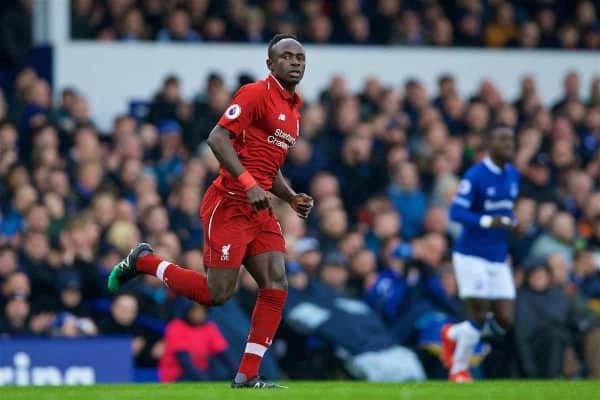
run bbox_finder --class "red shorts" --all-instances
[200,184,286,268]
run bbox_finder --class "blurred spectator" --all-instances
[0,294,32,335]
[99,293,162,367]
[516,257,600,378]
[388,162,427,239]
[484,2,517,47]
[68,0,600,49]
[0,0,32,68]
[148,76,184,125]
[530,212,577,268]
[168,184,204,251]
[1,32,600,380]
[319,251,350,294]
[157,7,201,42]
[159,300,234,382]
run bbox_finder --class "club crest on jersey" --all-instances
[224,104,241,119]
[278,113,286,121]
[458,180,471,195]
[221,244,231,261]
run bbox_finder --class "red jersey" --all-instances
[158,320,228,382]
[214,74,302,196]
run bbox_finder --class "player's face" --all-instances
[490,129,515,163]
[268,39,306,86]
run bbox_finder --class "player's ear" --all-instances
[266,58,273,72]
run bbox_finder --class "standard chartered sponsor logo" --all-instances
[267,128,296,150]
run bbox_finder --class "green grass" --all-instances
[2,381,600,400]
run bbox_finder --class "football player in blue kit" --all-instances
[442,125,521,382]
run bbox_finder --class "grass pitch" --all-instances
[2,380,600,400]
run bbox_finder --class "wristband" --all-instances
[238,171,257,191]
[480,215,493,228]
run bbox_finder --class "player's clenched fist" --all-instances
[246,185,273,215]
[290,193,313,219]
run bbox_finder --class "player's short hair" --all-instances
[268,34,299,58]
[488,124,514,139]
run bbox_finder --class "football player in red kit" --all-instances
[108,34,313,388]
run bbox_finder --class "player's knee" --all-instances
[272,273,288,291]
[210,290,233,306]
[259,261,288,291]
[471,311,487,326]
[207,282,235,306]
[496,311,514,329]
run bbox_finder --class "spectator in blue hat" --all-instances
[319,252,349,294]
[294,237,322,277]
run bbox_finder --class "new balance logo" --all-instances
[278,113,286,121]
[221,244,231,261]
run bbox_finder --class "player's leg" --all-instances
[442,253,490,382]
[233,250,287,386]
[135,250,241,305]
[108,187,248,305]
[490,299,514,330]
[445,299,488,379]
[108,241,241,305]
[489,262,516,329]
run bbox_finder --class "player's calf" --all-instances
[114,243,215,305]
[443,320,482,382]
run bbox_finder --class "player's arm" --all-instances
[449,177,510,229]
[207,126,272,214]
[209,85,273,214]
[271,170,313,219]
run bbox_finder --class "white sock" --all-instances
[448,321,481,374]
[156,261,172,283]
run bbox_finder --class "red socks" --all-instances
[136,254,212,305]
[136,255,288,380]
[237,288,287,379]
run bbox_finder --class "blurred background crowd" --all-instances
[1,0,600,383]
[2,61,600,379]
[67,0,600,49]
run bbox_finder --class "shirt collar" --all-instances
[267,74,302,106]
[483,156,504,174]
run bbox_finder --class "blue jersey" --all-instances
[449,157,520,262]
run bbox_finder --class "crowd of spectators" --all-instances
[1,62,600,379]
[70,0,600,49]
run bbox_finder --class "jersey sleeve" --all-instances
[449,169,484,227]
[217,84,264,137]
[452,170,477,209]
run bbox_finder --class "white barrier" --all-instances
[54,42,600,130]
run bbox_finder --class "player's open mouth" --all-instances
[289,71,301,77]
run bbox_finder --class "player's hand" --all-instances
[246,185,273,215]
[289,193,314,219]
[491,216,514,229]
[512,221,527,237]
